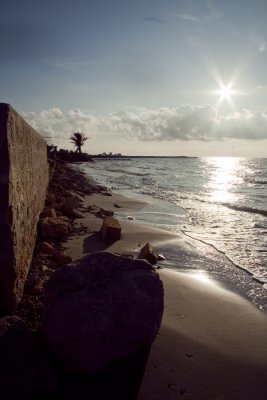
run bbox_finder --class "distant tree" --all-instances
[70,132,88,154]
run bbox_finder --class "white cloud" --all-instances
[102,106,267,142]
[22,105,267,148]
[43,57,94,70]
[177,0,220,24]
[249,33,266,53]
[22,107,98,146]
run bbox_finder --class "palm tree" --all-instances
[70,132,88,154]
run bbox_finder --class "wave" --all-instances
[245,177,267,185]
[222,203,267,217]
[105,168,148,177]
[254,180,267,185]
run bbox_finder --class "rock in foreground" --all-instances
[42,252,164,373]
[0,316,58,400]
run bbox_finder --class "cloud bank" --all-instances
[23,105,267,147]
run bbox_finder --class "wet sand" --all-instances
[138,269,267,400]
[64,187,267,400]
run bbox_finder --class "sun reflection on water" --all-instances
[192,271,211,283]
[205,157,243,203]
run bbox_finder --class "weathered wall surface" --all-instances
[0,103,49,313]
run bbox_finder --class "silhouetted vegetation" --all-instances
[70,132,88,154]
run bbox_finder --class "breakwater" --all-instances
[0,103,49,313]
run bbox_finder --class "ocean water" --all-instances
[80,157,267,312]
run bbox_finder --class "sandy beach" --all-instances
[58,171,267,400]
[17,162,267,399]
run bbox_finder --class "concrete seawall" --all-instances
[0,103,49,313]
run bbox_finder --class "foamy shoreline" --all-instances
[62,177,267,400]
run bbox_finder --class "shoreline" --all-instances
[16,161,267,399]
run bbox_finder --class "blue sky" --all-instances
[1,0,267,156]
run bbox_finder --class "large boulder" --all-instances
[0,316,58,399]
[42,252,164,373]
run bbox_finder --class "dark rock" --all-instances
[98,208,114,218]
[0,316,58,399]
[101,191,112,196]
[52,250,72,267]
[59,195,81,215]
[39,241,54,255]
[40,208,57,218]
[42,252,164,373]
[114,203,122,208]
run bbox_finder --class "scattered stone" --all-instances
[70,210,85,219]
[39,217,70,240]
[138,242,159,265]
[59,195,81,215]
[87,205,114,218]
[101,191,112,196]
[31,284,44,296]
[114,203,122,208]
[158,253,166,261]
[86,205,101,214]
[39,241,54,255]
[52,250,72,267]
[101,217,121,241]
[100,208,114,217]
[40,208,57,218]
[126,216,135,220]
[42,252,164,373]
[0,316,58,399]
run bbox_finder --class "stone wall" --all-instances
[0,103,49,313]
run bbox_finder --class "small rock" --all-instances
[87,205,101,214]
[101,217,121,241]
[60,195,81,215]
[52,251,72,267]
[114,203,122,208]
[101,191,112,197]
[98,208,114,218]
[40,208,57,218]
[138,243,159,265]
[126,216,135,220]
[39,217,70,240]
[39,241,54,255]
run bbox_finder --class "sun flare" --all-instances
[218,84,235,100]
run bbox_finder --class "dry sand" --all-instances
[64,188,267,400]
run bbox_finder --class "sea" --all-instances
[79,157,267,312]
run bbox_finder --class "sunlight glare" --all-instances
[217,84,235,101]
[192,271,211,283]
[205,157,243,203]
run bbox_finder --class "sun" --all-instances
[217,84,235,101]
